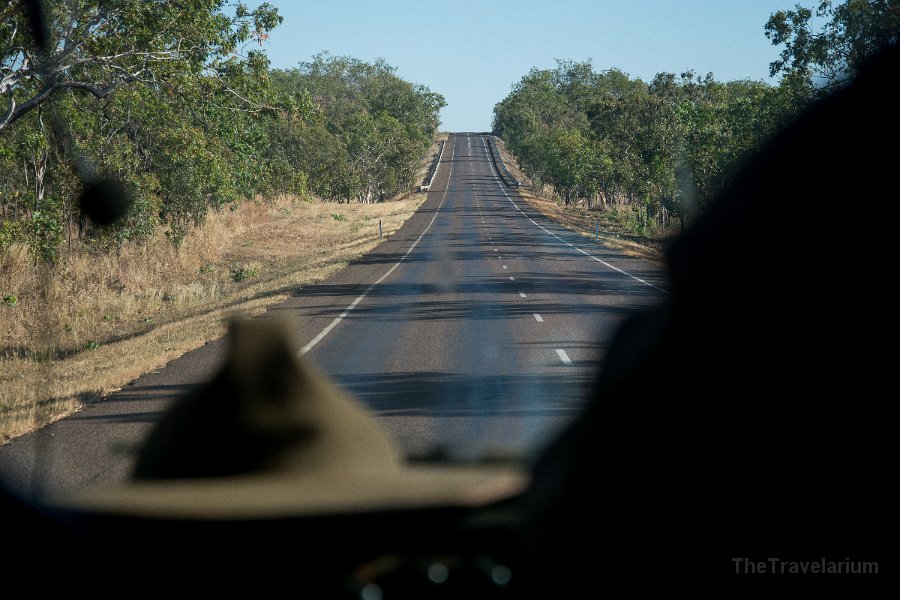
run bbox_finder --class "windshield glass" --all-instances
[1,1,891,500]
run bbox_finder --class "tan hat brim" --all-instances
[51,316,528,520]
[52,465,528,519]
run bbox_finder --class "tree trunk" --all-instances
[33,150,47,210]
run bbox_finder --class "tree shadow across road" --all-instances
[334,371,592,419]
[332,370,595,459]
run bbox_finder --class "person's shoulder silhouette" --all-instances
[526,42,898,596]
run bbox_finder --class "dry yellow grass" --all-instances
[0,137,445,443]
[513,190,665,264]
[492,137,667,263]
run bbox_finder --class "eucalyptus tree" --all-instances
[494,63,792,230]
[0,1,282,132]
[765,0,900,91]
[0,1,285,252]
[273,54,445,203]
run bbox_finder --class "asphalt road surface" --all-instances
[0,133,667,499]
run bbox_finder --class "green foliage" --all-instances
[1,4,442,263]
[231,265,259,282]
[605,205,644,237]
[494,59,802,225]
[765,0,900,91]
[2,294,17,307]
[0,220,22,253]
[85,341,101,351]
[0,1,289,260]
[28,210,63,263]
[331,213,348,222]
[1,1,285,132]
[495,4,894,227]
[270,54,446,203]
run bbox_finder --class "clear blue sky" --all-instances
[244,1,802,132]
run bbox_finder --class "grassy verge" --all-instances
[493,137,670,264]
[0,137,446,443]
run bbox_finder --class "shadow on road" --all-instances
[335,371,593,419]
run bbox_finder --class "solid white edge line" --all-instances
[479,136,666,293]
[533,313,543,322]
[300,138,456,356]
[556,349,573,365]
[519,292,527,298]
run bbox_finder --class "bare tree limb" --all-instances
[0,73,56,131]
[57,78,125,98]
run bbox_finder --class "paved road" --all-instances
[0,133,667,499]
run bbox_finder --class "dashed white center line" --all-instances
[555,349,573,365]
[493,248,498,251]
[502,265,508,270]
[533,313,543,322]
[509,276,515,281]
[519,292,527,298]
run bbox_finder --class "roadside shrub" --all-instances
[231,266,259,282]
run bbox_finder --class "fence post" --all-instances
[379,219,382,240]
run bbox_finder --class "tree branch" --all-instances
[57,78,124,98]
[0,74,56,132]
[55,12,105,65]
